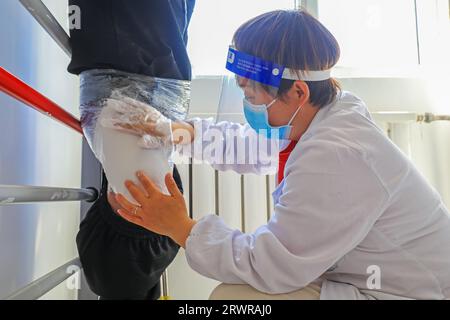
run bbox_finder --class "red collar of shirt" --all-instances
[278,140,298,185]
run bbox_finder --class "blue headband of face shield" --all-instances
[225,47,332,140]
[226,47,332,86]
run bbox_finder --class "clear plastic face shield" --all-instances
[218,47,332,124]
[217,47,281,124]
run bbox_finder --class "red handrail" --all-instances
[0,66,82,134]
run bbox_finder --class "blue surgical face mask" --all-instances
[243,98,302,140]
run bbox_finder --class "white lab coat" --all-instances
[182,91,450,300]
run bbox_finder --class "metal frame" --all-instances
[5,258,81,300]
[1,0,177,300]
[300,0,318,17]
[18,0,72,57]
[0,69,98,298]
[240,175,246,233]
[0,66,83,134]
[0,2,94,300]
[372,111,450,124]
[0,185,97,205]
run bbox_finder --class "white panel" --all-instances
[375,120,450,209]
[167,251,219,300]
[166,162,219,300]
[390,123,413,158]
[218,171,242,230]
[338,78,433,113]
[243,174,268,233]
[172,161,191,212]
[192,164,216,219]
[166,161,220,300]
[189,77,222,118]
[408,122,450,207]
[166,76,224,300]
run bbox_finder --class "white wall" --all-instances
[0,0,81,300]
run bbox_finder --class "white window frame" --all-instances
[302,0,449,72]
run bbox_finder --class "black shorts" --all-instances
[76,167,183,300]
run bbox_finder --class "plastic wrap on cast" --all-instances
[79,69,191,202]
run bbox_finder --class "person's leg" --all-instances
[209,283,321,300]
[77,168,183,300]
[71,0,195,299]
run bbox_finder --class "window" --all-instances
[187,0,450,77]
[415,0,450,67]
[317,0,419,70]
[310,0,450,76]
[187,0,294,76]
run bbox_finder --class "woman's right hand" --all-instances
[118,119,194,146]
[104,96,171,136]
[101,96,194,147]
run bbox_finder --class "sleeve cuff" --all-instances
[186,215,234,250]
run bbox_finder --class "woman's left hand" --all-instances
[115,171,196,248]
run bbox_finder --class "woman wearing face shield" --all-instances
[112,10,450,300]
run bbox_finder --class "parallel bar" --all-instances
[5,258,81,300]
[160,271,170,300]
[371,111,418,123]
[214,170,219,216]
[240,175,246,232]
[18,0,72,57]
[0,67,83,134]
[0,185,97,205]
[266,175,271,222]
[188,161,193,219]
[420,113,450,123]
[371,111,450,124]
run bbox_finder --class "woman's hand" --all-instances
[102,96,194,146]
[115,171,196,248]
[100,97,172,148]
